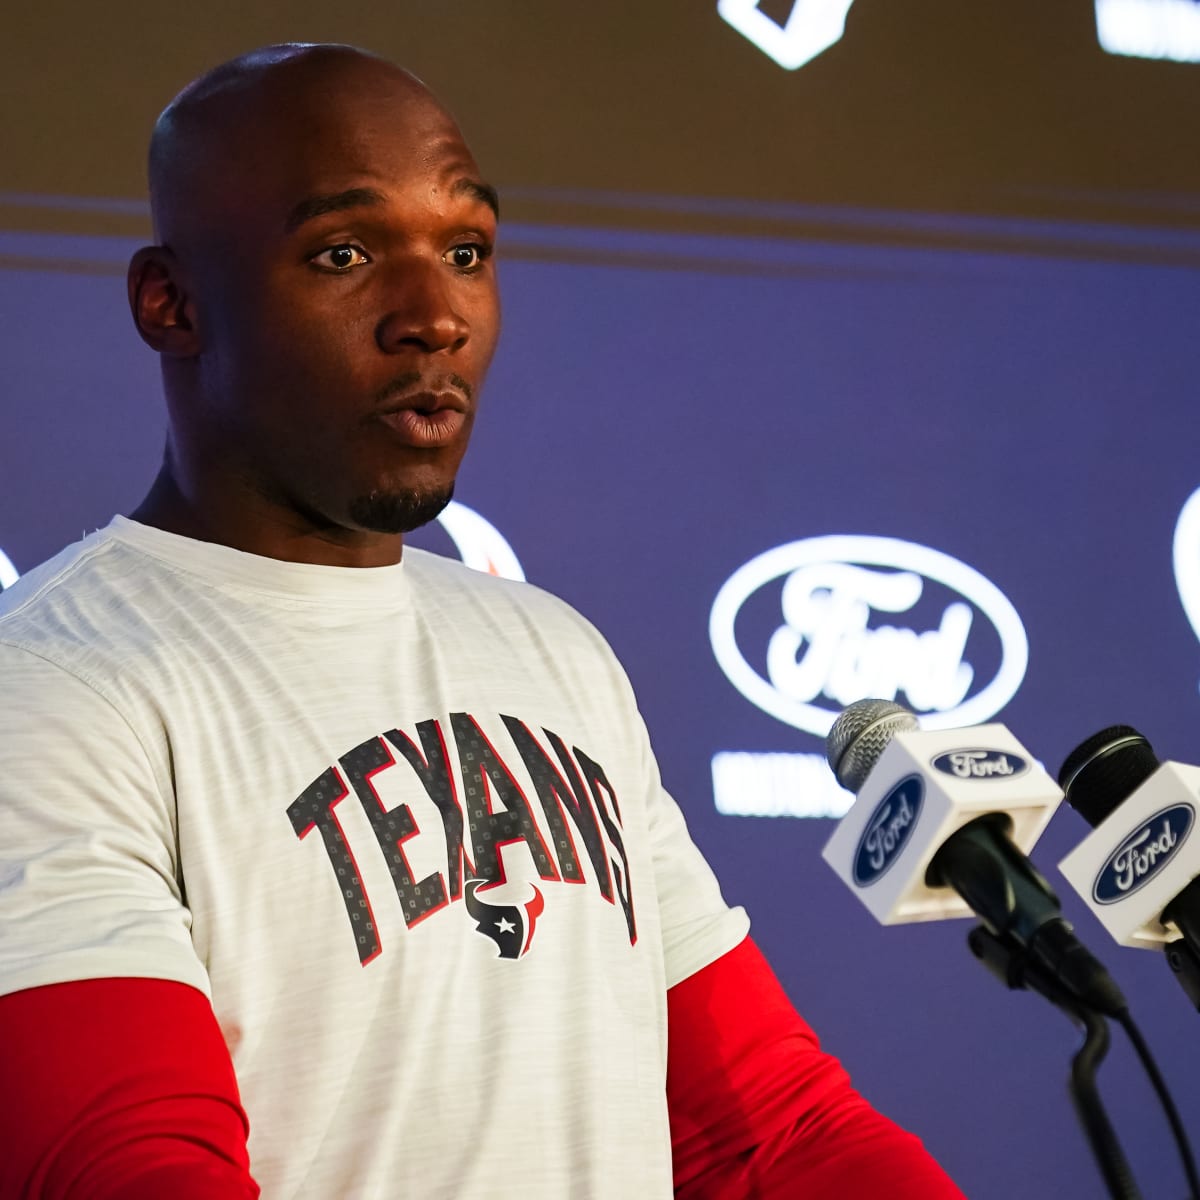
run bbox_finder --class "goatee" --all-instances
[348,483,455,534]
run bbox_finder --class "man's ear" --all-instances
[127,246,201,356]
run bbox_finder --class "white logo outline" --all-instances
[709,534,1029,736]
[1172,485,1200,688]
[718,0,857,71]
[436,501,525,581]
[1095,0,1200,63]
[0,548,18,590]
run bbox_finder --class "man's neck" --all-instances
[130,464,407,568]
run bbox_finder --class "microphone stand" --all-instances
[1162,889,1200,1012]
[1164,937,1200,1012]
[967,925,1141,1200]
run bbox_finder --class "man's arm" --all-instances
[667,937,967,1199]
[0,978,258,1199]
[0,645,255,1195]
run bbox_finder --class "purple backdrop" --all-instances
[4,208,1200,1197]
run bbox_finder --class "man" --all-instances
[0,44,965,1198]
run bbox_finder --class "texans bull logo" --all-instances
[464,879,545,959]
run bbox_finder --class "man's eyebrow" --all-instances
[452,178,500,219]
[284,188,387,233]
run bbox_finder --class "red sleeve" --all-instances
[0,977,259,1199]
[667,938,966,1199]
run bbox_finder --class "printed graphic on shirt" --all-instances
[286,713,636,965]
[464,879,545,958]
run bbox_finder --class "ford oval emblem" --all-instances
[1093,804,1195,904]
[709,535,1028,737]
[853,776,924,887]
[932,749,1029,780]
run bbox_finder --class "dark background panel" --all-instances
[5,1,1200,238]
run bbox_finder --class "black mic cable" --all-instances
[828,699,1127,1017]
[828,701,1199,1199]
[969,923,1140,1200]
[1059,725,1200,1199]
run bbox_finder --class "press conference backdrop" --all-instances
[5,2,1200,1196]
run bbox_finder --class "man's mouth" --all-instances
[381,390,468,417]
[375,393,469,448]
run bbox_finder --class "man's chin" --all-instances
[347,484,455,535]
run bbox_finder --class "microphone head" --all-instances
[822,713,1062,928]
[826,699,920,792]
[1058,725,1160,828]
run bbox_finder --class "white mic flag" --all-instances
[1058,726,1200,950]
[821,701,1061,926]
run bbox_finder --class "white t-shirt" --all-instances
[0,518,748,1198]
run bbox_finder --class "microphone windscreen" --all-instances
[1059,725,1159,828]
[826,698,919,792]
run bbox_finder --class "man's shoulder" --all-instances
[0,522,174,676]
[403,547,623,664]
[0,526,123,629]
[405,547,592,623]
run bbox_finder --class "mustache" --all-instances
[374,371,474,406]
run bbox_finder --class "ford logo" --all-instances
[1093,804,1194,904]
[853,776,923,886]
[709,535,1028,737]
[932,749,1029,780]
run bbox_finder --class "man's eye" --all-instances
[311,244,370,271]
[444,243,491,271]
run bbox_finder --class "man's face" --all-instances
[178,61,500,540]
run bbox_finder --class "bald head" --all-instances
[127,43,501,564]
[148,44,443,248]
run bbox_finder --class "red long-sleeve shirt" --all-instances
[0,937,964,1198]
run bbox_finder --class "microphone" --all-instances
[822,698,1126,1015]
[1057,725,1200,956]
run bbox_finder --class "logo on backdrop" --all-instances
[932,749,1029,780]
[0,548,18,592]
[852,775,923,886]
[1092,803,1194,903]
[437,500,525,581]
[1095,0,1200,63]
[710,535,1028,736]
[718,0,856,71]
[719,0,1200,70]
[1172,486,1200,690]
[709,535,1028,821]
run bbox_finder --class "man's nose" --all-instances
[375,258,469,354]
